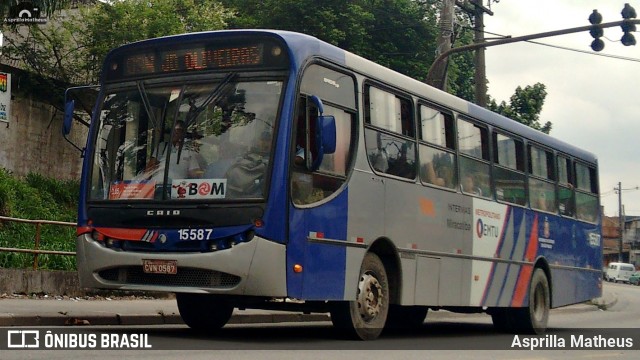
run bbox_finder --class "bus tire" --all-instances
[515,268,550,334]
[490,308,515,333]
[385,305,428,331]
[176,293,233,332]
[330,252,389,340]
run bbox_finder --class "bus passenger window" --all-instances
[419,146,456,189]
[457,119,491,198]
[493,132,525,206]
[529,146,556,213]
[558,156,575,217]
[575,162,598,222]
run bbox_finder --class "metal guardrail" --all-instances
[0,216,77,270]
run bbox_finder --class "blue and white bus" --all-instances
[64,30,602,340]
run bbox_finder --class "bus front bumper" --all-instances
[75,233,287,296]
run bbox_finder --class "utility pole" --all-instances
[471,0,493,108]
[425,0,455,91]
[617,182,625,262]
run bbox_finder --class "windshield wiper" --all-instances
[137,81,159,129]
[175,72,238,160]
[183,72,238,129]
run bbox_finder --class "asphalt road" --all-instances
[0,282,638,359]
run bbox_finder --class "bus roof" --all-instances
[104,29,598,165]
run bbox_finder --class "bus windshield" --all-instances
[89,76,283,201]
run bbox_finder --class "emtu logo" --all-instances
[476,219,484,238]
[476,218,500,239]
[6,2,47,24]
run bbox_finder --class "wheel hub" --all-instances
[356,272,383,322]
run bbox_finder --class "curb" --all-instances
[0,313,330,327]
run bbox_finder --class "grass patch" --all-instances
[0,168,78,270]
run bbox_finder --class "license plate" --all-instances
[142,259,177,275]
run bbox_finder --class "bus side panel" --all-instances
[480,205,529,307]
[343,170,385,300]
[286,189,350,300]
[541,215,602,307]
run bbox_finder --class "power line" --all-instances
[466,26,640,63]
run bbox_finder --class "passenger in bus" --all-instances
[423,161,453,188]
[535,191,549,212]
[461,174,482,196]
[204,143,238,179]
[225,130,271,197]
[147,120,204,182]
[424,162,445,187]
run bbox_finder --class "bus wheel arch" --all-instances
[330,251,390,340]
[533,258,552,309]
[329,238,399,340]
[367,237,401,305]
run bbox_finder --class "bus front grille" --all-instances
[98,267,241,288]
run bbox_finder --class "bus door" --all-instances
[287,92,356,300]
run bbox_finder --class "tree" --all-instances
[220,0,438,81]
[488,83,552,134]
[80,0,234,81]
[0,0,234,108]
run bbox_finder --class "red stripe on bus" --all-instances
[511,216,539,307]
[94,227,150,241]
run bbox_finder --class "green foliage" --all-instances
[221,0,438,80]
[0,168,78,270]
[80,0,235,82]
[0,0,235,107]
[488,83,552,134]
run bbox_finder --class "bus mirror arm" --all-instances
[63,99,84,154]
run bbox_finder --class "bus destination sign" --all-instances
[122,44,264,77]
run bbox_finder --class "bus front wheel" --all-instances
[330,252,389,340]
[176,293,233,332]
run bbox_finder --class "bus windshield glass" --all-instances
[89,76,282,201]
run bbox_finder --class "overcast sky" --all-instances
[483,0,640,217]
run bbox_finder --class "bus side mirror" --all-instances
[318,115,336,154]
[63,85,99,154]
[309,95,336,171]
[63,99,75,136]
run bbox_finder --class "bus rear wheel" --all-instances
[330,252,389,340]
[491,268,550,334]
[176,293,233,332]
[518,268,550,334]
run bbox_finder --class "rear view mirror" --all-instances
[308,96,337,171]
[63,86,99,154]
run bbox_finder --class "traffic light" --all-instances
[588,9,605,51]
[621,3,637,46]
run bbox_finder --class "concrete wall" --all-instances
[0,92,86,180]
[0,269,171,298]
[0,268,84,297]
